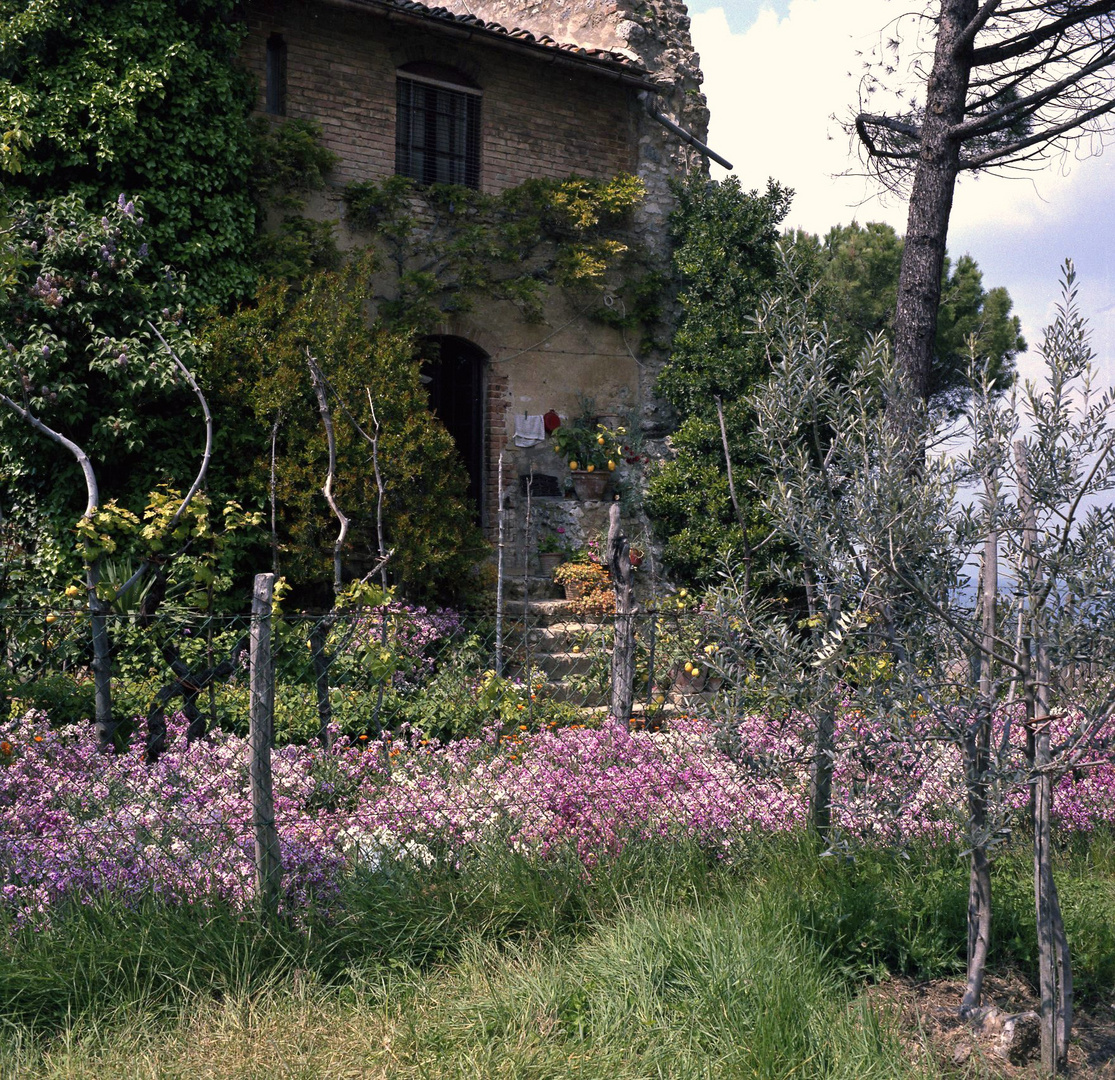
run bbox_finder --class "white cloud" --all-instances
[693,1,907,233]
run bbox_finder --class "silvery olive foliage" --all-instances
[709,259,1115,1071]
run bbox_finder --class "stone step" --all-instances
[581,700,685,723]
[535,681,610,707]
[531,650,599,678]
[514,622,612,650]
[502,599,606,628]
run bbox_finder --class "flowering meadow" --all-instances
[2,701,1114,929]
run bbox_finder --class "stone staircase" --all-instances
[501,599,687,722]
[503,599,610,708]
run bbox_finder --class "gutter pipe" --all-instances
[640,92,733,170]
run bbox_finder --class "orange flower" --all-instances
[0,741,11,756]
[33,735,43,742]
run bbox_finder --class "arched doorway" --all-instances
[421,336,487,523]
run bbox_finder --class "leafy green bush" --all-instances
[199,258,487,599]
[0,0,259,309]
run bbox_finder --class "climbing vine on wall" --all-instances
[343,173,649,332]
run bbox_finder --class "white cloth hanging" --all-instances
[514,414,546,447]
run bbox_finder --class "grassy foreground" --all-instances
[2,833,1113,1079]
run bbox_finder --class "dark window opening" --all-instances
[421,336,487,522]
[395,64,481,189]
[265,34,287,116]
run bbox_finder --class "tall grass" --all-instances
[2,831,1113,1078]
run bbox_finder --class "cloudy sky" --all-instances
[685,0,1115,386]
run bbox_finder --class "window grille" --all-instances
[395,74,481,189]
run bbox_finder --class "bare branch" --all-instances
[106,323,218,604]
[0,390,99,517]
[955,0,1005,56]
[959,96,1115,168]
[855,112,922,159]
[147,322,213,531]
[971,0,1115,67]
[306,350,349,595]
[951,45,1115,141]
[366,390,390,596]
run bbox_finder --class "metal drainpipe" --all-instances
[639,92,734,171]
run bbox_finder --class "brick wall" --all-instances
[485,366,512,534]
[241,0,639,192]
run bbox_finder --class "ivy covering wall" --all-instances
[0,0,259,308]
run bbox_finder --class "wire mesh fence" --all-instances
[7,584,1114,927]
[0,588,726,746]
[2,583,783,925]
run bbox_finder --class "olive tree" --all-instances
[718,261,1115,1075]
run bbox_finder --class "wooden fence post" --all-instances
[250,572,283,915]
[608,502,636,728]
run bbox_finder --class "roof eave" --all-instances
[316,0,664,92]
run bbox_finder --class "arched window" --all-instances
[395,63,481,189]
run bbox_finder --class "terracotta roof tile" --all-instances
[359,0,648,75]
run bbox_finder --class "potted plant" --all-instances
[551,421,624,502]
[537,529,569,576]
[553,558,610,600]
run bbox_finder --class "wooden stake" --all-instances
[495,451,505,677]
[250,573,282,916]
[608,501,636,727]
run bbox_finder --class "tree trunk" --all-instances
[87,567,114,752]
[962,491,997,1014]
[892,0,978,417]
[145,636,248,762]
[1018,442,1073,1071]
[608,502,636,728]
[1034,640,1072,1075]
[310,619,334,749]
[808,703,835,838]
[250,573,282,915]
[0,392,116,749]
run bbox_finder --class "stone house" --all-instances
[238,0,719,578]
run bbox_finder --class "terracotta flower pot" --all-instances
[571,469,610,502]
[628,547,644,568]
[538,551,564,576]
[671,664,707,693]
[556,564,610,600]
